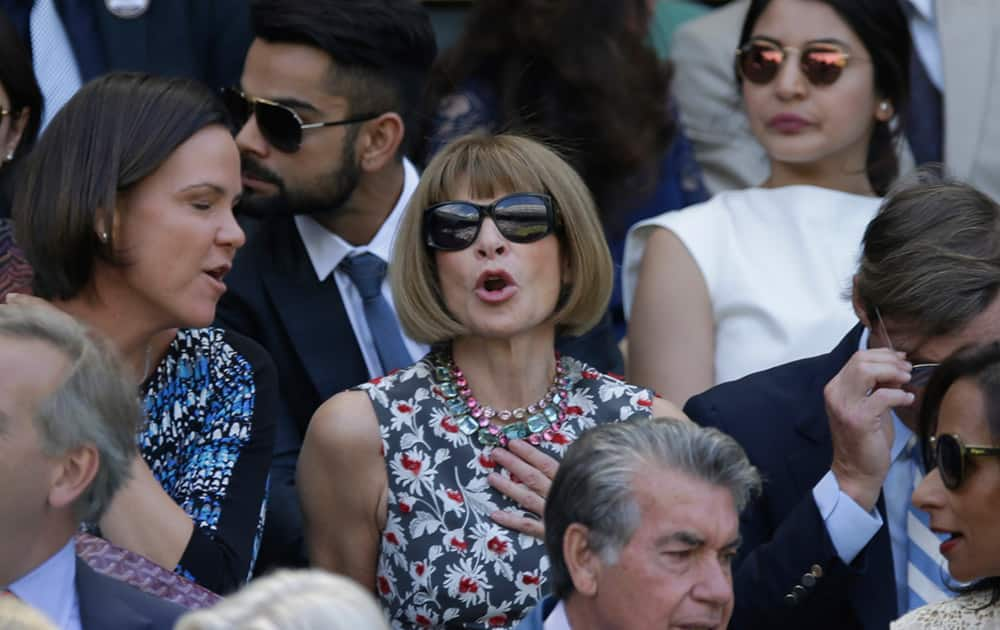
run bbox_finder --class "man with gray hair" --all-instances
[0,303,183,629]
[515,415,761,630]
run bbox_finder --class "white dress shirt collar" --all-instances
[7,539,81,630]
[905,0,934,21]
[295,157,419,280]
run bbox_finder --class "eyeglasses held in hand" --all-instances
[423,193,561,251]
[928,433,1000,490]
[874,306,939,388]
[735,38,852,87]
[221,87,379,153]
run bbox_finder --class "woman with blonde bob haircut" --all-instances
[299,133,683,629]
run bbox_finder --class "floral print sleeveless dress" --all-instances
[358,353,656,629]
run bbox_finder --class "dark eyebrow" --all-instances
[657,531,706,548]
[180,183,242,206]
[180,183,227,195]
[272,97,319,113]
[807,37,852,49]
[237,84,319,113]
[749,34,852,51]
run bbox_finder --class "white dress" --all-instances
[891,591,1000,629]
[623,185,881,385]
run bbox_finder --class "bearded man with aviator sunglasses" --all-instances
[215,0,624,574]
[684,173,1000,630]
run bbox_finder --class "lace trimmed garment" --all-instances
[360,354,656,629]
[891,591,1000,629]
[139,327,277,594]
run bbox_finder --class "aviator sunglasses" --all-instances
[736,38,853,87]
[222,87,379,153]
[928,433,1000,490]
[423,193,561,251]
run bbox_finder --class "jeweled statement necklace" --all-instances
[433,353,570,447]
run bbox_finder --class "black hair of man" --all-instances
[250,0,438,157]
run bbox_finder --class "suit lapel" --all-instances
[93,0,150,72]
[263,220,368,401]
[852,493,898,629]
[938,0,995,178]
[788,325,864,496]
[75,559,151,630]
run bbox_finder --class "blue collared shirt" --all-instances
[812,327,916,615]
[7,540,82,630]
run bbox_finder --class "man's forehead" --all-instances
[631,467,740,543]
[0,338,71,417]
[242,38,345,102]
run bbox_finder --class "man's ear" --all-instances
[357,112,404,173]
[850,274,871,329]
[48,444,100,512]
[563,523,604,597]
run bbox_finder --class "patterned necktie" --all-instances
[906,436,950,609]
[30,0,84,130]
[338,252,412,377]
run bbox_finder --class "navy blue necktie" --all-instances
[339,253,411,376]
[905,51,944,166]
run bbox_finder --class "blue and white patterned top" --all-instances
[140,327,277,594]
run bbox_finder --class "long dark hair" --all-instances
[417,0,675,230]
[0,11,43,217]
[738,0,911,195]
[919,341,1000,607]
[14,72,230,300]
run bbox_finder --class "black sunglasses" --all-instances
[423,193,560,251]
[929,433,1000,490]
[736,38,853,87]
[222,87,379,153]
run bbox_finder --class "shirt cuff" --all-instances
[812,470,883,564]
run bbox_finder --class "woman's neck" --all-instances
[450,328,559,413]
[55,289,173,382]
[764,160,875,197]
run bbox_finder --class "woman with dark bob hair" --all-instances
[299,133,685,629]
[892,342,1000,627]
[11,72,277,594]
[626,0,911,406]
[0,10,42,299]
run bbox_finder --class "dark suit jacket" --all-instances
[76,559,184,630]
[216,215,623,571]
[1,0,250,91]
[684,324,897,630]
[92,0,250,90]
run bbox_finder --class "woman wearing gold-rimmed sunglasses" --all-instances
[892,342,1000,628]
[624,0,912,407]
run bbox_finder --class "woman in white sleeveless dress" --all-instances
[623,0,911,405]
